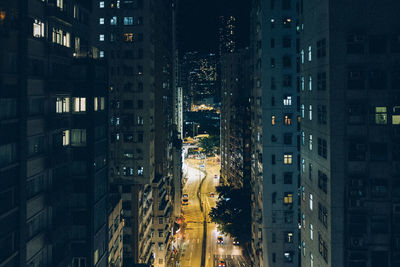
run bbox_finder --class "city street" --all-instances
[180,155,249,267]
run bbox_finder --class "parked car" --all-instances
[218,259,226,267]
[217,236,224,244]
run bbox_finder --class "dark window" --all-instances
[284,172,293,184]
[317,105,327,125]
[124,133,134,142]
[271,154,276,165]
[318,203,328,228]
[318,171,328,193]
[283,133,292,144]
[348,70,365,90]
[347,34,365,54]
[348,139,366,161]
[317,72,326,91]
[317,138,327,159]
[0,98,17,120]
[371,251,388,267]
[123,100,133,109]
[271,38,275,48]
[282,0,291,9]
[283,55,291,68]
[369,35,387,54]
[317,38,326,58]
[369,70,387,90]
[370,143,387,161]
[271,58,275,68]
[137,100,143,109]
[390,34,400,53]
[347,104,366,124]
[371,179,388,198]
[283,36,291,48]
[283,75,292,87]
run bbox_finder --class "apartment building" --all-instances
[250,0,300,266]
[0,0,111,266]
[91,0,176,266]
[220,48,251,188]
[299,1,400,266]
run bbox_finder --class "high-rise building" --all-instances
[0,0,111,266]
[220,48,251,188]
[250,0,300,266]
[218,15,236,56]
[91,1,177,266]
[299,1,400,266]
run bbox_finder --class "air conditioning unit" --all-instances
[350,236,365,248]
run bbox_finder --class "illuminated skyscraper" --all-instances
[218,15,236,56]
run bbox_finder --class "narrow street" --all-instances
[179,156,249,267]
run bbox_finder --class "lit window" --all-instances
[301,76,305,91]
[393,106,400,124]
[284,114,292,125]
[309,193,313,210]
[99,1,105,8]
[309,105,313,120]
[124,17,134,25]
[124,33,134,42]
[301,186,305,200]
[309,135,313,150]
[73,97,86,112]
[285,232,293,243]
[137,166,144,176]
[99,34,104,41]
[57,0,64,10]
[283,251,293,262]
[56,97,70,113]
[308,45,312,61]
[302,158,305,172]
[63,130,70,146]
[301,49,304,63]
[301,131,305,145]
[272,115,276,125]
[99,51,104,58]
[110,16,117,25]
[99,18,104,24]
[52,28,70,47]
[310,253,313,267]
[310,224,313,240]
[375,107,387,124]
[308,75,312,90]
[284,153,293,164]
[94,97,98,111]
[283,192,293,204]
[33,19,45,38]
[283,95,292,106]
[301,104,305,118]
[100,97,105,110]
[137,116,143,125]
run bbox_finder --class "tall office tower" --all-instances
[92,1,175,266]
[250,0,300,266]
[220,48,251,188]
[189,53,218,107]
[218,15,236,56]
[0,0,112,266]
[299,1,400,266]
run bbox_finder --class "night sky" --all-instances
[177,0,251,53]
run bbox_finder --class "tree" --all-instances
[199,135,220,156]
[209,185,251,244]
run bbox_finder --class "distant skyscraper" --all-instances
[250,0,300,266]
[219,15,236,55]
[299,1,400,267]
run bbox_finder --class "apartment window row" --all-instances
[98,16,143,26]
[99,33,143,43]
[52,28,70,47]
[347,105,400,125]
[347,68,400,90]
[347,33,400,54]
[270,18,292,29]
[271,114,293,125]
[270,36,293,49]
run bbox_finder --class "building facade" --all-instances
[220,48,251,188]
[0,0,111,266]
[91,0,177,266]
[250,0,300,266]
[299,1,400,266]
